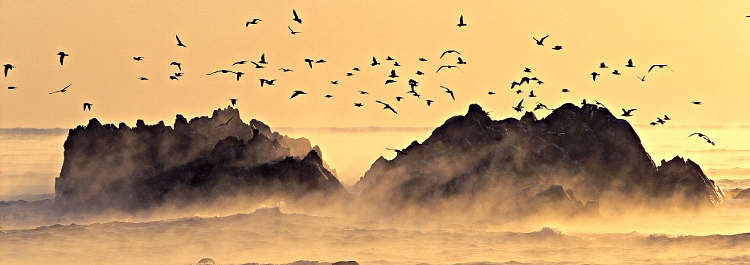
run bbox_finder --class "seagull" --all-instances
[331,80,338,85]
[534,102,548,111]
[690,101,702,105]
[346,72,354,76]
[358,90,369,94]
[511,81,520,89]
[7,86,16,89]
[488,91,496,95]
[441,86,455,100]
[440,50,460,58]
[304,59,314,68]
[561,88,570,92]
[292,9,302,24]
[599,62,608,68]
[426,99,434,106]
[175,35,186,47]
[523,67,532,73]
[552,45,562,50]
[260,79,276,86]
[591,72,600,81]
[290,90,306,99]
[419,58,427,61]
[393,61,401,66]
[513,99,524,112]
[385,79,397,84]
[170,75,179,81]
[3,64,14,77]
[371,57,380,66]
[259,54,268,64]
[396,96,404,101]
[49,83,72,94]
[533,35,549,46]
[232,60,248,66]
[520,77,531,85]
[207,69,233,75]
[656,117,665,125]
[325,94,333,98]
[456,57,466,64]
[57,51,69,65]
[170,62,182,71]
[288,26,301,35]
[389,69,399,78]
[637,75,646,82]
[436,65,463,73]
[516,89,523,94]
[648,64,673,73]
[621,108,637,117]
[230,99,238,106]
[316,59,327,64]
[246,19,262,26]
[686,133,715,146]
[626,59,635,67]
[279,68,293,72]
[138,76,148,80]
[352,67,360,71]
[457,15,467,27]
[354,103,363,107]
[83,103,92,111]
[416,70,424,75]
[216,116,234,128]
[529,90,536,97]
[174,72,183,77]
[663,115,671,120]
[612,69,621,75]
[250,61,265,68]
[387,148,408,155]
[133,57,144,61]
[376,100,397,114]
[233,72,244,81]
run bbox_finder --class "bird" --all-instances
[561,88,570,93]
[456,57,466,64]
[690,101,702,105]
[83,103,92,111]
[621,108,637,117]
[170,62,182,71]
[534,102,548,111]
[529,90,536,97]
[259,79,276,86]
[686,133,715,146]
[387,148,408,155]
[389,69,399,78]
[170,75,179,81]
[386,56,394,61]
[346,72,354,76]
[396,96,404,101]
[207,69,233,75]
[419,58,427,61]
[325,94,333,98]
[216,116,234,128]
[292,10,302,24]
[49,83,72,94]
[626,59,635,67]
[57,51,69,65]
[376,100,397,114]
[279,68,293,72]
[516,89,523,94]
[233,72,244,81]
[663,115,671,120]
[133,57,144,61]
[371,57,380,66]
[511,81,520,89]
[488,91,496,95]
[304,59,314,68]
[513,99,524,112]
[316,59,327,64]
[637,75,646,82]
[536,80,544,85]
[648,64,673,73]
[426,99,434,106]
[415,71,424,75]
[656,117,666,125]
[288,26,301,35]
[246,19,262,26]
[3,64,14,77]
[520,77,531,85]
[290,90,306,99]
[354,103,363,107]
[524,67,532,73]
[436,65,463,73]
[175,35,186,47]
[174,72,184,77]
[533,35,549,46]
[250,61,265,68]
[457,15,467,27]
[441,86,455,100]
[612,70,621,75]
[7,86,16,89]
[393,61,401,66]
[385,79,397,84]
[599,62,608,68]
[331,80,338,85]
[552,45,562,50]
[230,99,238,106]
[358,90,369,94]
[650,122,658,126]
[440,50,460,58]
[591,72,600,81]
[259,54,268,64]
[232,60,248,66]
[352,67,360,71]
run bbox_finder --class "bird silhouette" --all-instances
[346,72,354,76]
[232,60,248,66]
[83,103,92,111]
[49,83,72,94]
[591,72,600,81]
[663,115,671,120]
[456,57,466,64]
[690,101,702,105]
[637,75,646,82]
[441,86,455,100]
[57,52,69,65]
[599,62,608,68]
[352,67,360,71]
[457,15,467,27]
[279,68,293,72]
[488,91,496,95]
[331,80,338,85]
[376,100,397,114]
[387,148,408,155]
[139,77,148,80]
[354,103,363,107]
[626,59,635,67]
[426,99,434,106]
[290,90,306,99]
[520,77,531,85]
[396,96,404,101]
[175,35,186,47]
[3,64,14,77]
[385,79,397,84]
[686,133,715,146]
[440,50,460,58]
[371,57,380,66]
[316,59,326,64]
[304,59,314,69]
[529,90,536,97]
[170,62,182,71]
[174,72,184,77]
[393,61,401,66]
[248,61,264,69]
[359,90,369,94]
[511,81,520,89]
[325,94,333,98]
[552,46,562,50]
[230,99,238,106]
[233,72,244,81]
[534,102,548,111]
[386,56,394,61]
[216,116,234,128]
[259,54,268,64]
[207,69,233,75]
[419,58,427,61]
[292,10,302,24]
[436,65,463,73]
[561,88,570,92]
[533,35,549,46]
[8,86,16,89]
[612,69,621,75]
[523,67,532,73]
[621,108,637,117]
[389,69,399,78]
[170,75,179,81]
[246,19,262,26]
[648,64,673,73]
[513,99,524,112]
[288,26,301,35]
[416,70,424,75]
[656,117,665,125]
[259,79,276,86]
[133,57,144,61]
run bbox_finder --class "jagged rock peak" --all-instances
[302,149,323,166]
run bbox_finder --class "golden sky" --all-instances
[2,1,750,130]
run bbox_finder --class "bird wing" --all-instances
[541,35,549,41]
[648,65,656,72]
[436,66,445,73]
[293,10,299,19]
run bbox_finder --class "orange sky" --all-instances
[1,1,749,130]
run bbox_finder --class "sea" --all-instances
[2,126,750,265]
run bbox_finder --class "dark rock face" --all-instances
[54,106,345,212]
[355,103,725,219]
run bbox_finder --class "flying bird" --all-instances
[612,69,621,75]
[591,72,600,81]
[457,15,467,27]
[49,83,72,94]
[3,64,14,77]
[396,96,404,101]
[216,116,234,128]
[249,61,265,68]
[441,86,455,100]
[325,94,333,98]
[393,61,400,66]
[386,56,394,61]
[170,75,179,81]
[232,60,248,66]
[230,98,238,106]
[304,59,314,68]
[416,70,424,75]
[376,100,397,114]
[139,77,148,80]
[174,72,184,77]
[440,50,460,58]
[552,46,562,50]
[533,35,549,46]
[648,64,673,73]
[292,10,302,24]
[290,90,306,99]
[346,72,354,76]
[7,86,16,89]
[352,67,360,71]
[513,99,524,112]
[175,35,186,47]
[690,101,702,105]
[436,65,463,73]
[359,90,369,94]
[385,79,397,84]
[207,69,233,75]
[426,99,434,106]
[83,103,92,111]
[488,91,496,95]
[259,54,268,64]
[663,115,671,121]
[233,72,244,81]
[57,51,69,65]
[133,57,144,61]
[534,102,548,111]
[331,80,338,85]
[599,62,608,68]
[354,103,363,107]
[637,75,646,82]
[419,58,427,61]
[279,68,293,72]
[288,26,301,35]
[389,69,399,78]
[170,62,182,71]
[621,108,637,117]
[246,19,262,26]
[260,79,276,86]
[316,59,327,64]
[456,57,466,64]
[523,67,532,73]
[561,88,570,93]
[529,90,536,97]
[371,57,380,66]
[626,59,635,67]
[686,133,715,146]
